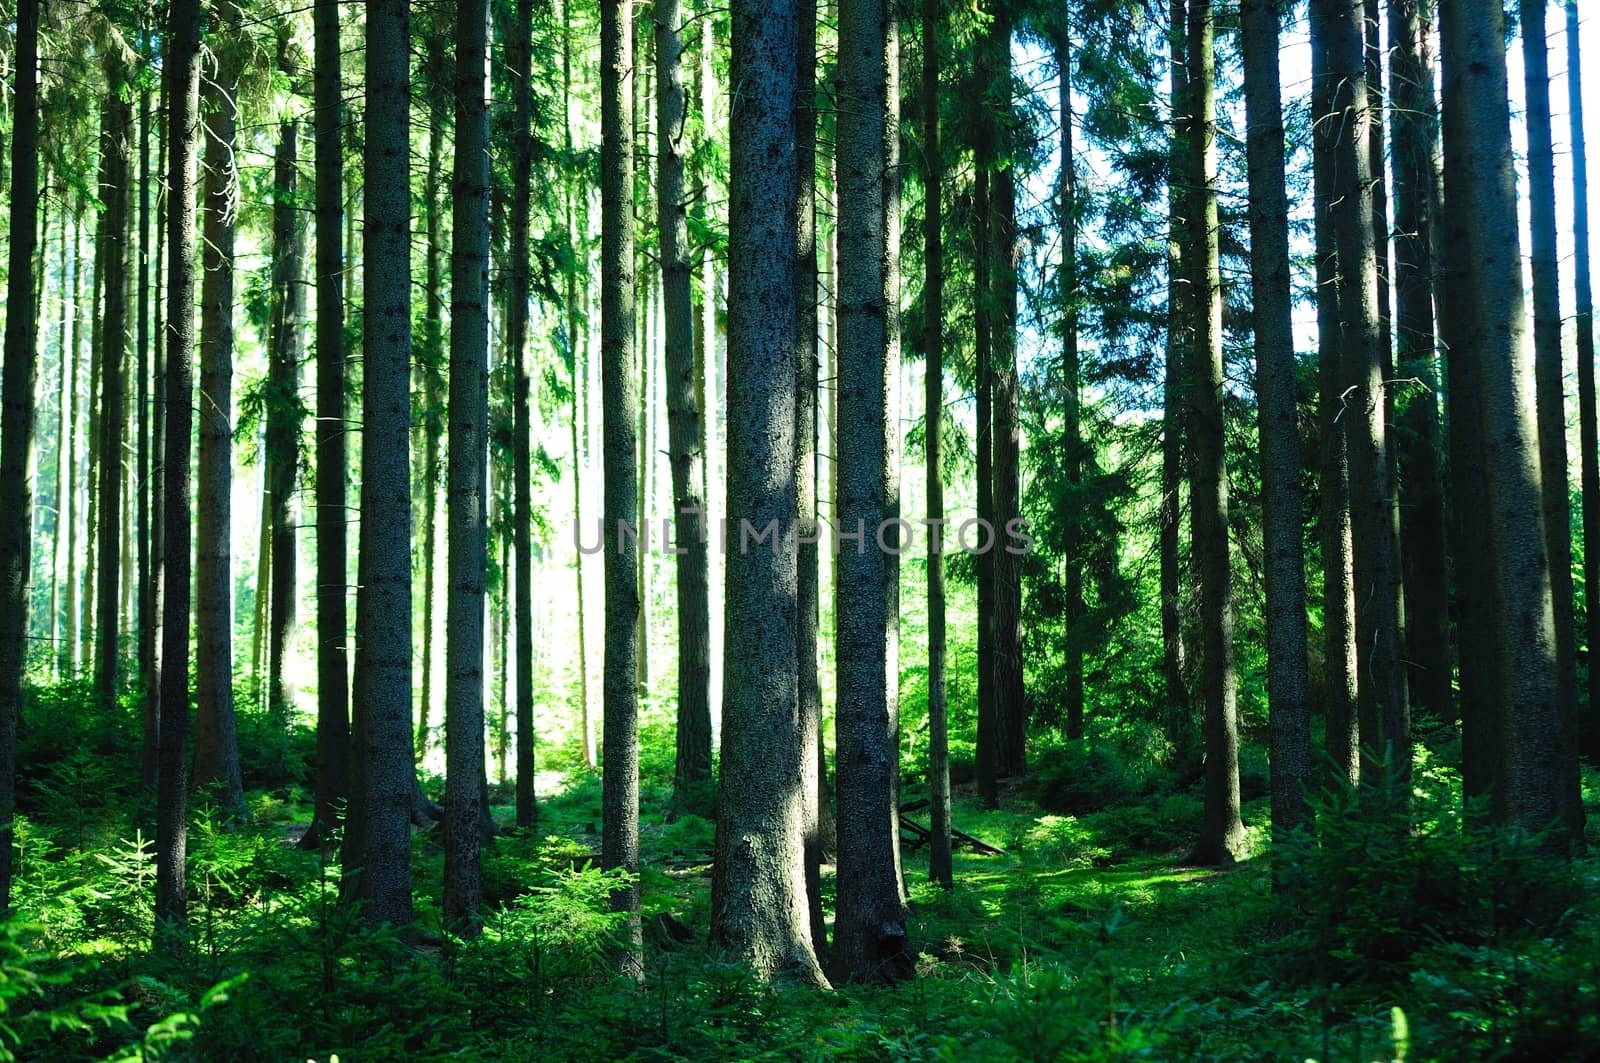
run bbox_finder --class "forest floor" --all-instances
[9,688,1600,1060]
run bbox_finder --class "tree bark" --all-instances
[1055,31,1085,744]
[600,0,643,971]
[924,0,951,891]
[1389,0,1450,728]
[973,160,996,808]
[0,0,40,914]
[1439,0,1568,850]
[96,49,133,709]
[1162,0,1193,765]
[1182,0,1244,866]
[342,0,417,927]
[1312,0,1409,811]
[445,0,491,930]
[709,0,828,988]
[1240,0,1313,845]
[193,12,246,816]
[832,0,911,983]
[157,0,203,939]
[304,0,349,849]
[1520,0,1586,847]
[508,0,537,832]
[1568,0,1600,766]
[418,49,444,760]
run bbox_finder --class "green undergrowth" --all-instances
[4,683,1599,1060]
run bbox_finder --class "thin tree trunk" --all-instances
[924,0,951,890]
[418,31,445,760]
[988,9,1024,782]
[145,93,167,791]
[1240,0,1312,845]
[509,0,537,832]
[51,202,67,682]
[833,0,911,983]
[1439,0,1568,850]
[96,50,133,708]
[1182,0,1244,866]
[709,0,826,987]
[1054,29,1084,745]
[1568,0,1600,766]
[157,0,202,940]
[973,161,996,808]
[1162,2,1193,767]
[62,209,80,678]
[659,0,712,803]
[304,0,349,849]
[1313,0,1409,810]
[1520,0,1585,847]
[0,0,41,914]
[193,14,246,816]
[445,0,491,930]
[600,0,642,971]
[562,0,594,770]
[342,0,417,927]
[1389,0,1450,727]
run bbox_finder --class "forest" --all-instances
[0,0,1597,1057]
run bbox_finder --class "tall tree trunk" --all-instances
[55,212,74,682]
[1520,0,1586,846]
[1389,0,1450,728]
[96,52,133,707]
[1162,0,1193,765]
[1182,0,1244,866]
[62,209,81,678]
[1240,0,1312,844]
[417,29,446,760]
[973,161,996,808]
[793,0,827,953]
[157,0,202,939]
[342,0,417,927]
[1055,31,1084,744]
[1569,0,1600,766]
[833,0,911,983]
[193,15,246,816]
[82,229,101,676]
[0,0,40,914]
[445,0,490,930]
[659,0,712,804]
[305,0,349,848]
[924,0,951,891]
[988,10,1025,782]
[561,0,594,769]
[1364,0,1396,450]
[266,49,306,729]
[1311,8,1360,791]
[136,74,155,784]
[1312,0,1409,810]
[145,95,168,790]
[509,0,537,832]
[709,0,827,987]
[1439,0,1568,850]
[600,0,642,971]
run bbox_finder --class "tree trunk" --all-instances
[1312,0,1409,811]
[96,52,133,708]
[561,0,594,770]
[342,0,417,927]
[832,0,911,983]
[157,0,202,939]
[1161,0,1193,765]
[63,208,83,678]
[1181,0,1244,866]
[1389,0,1451,728]
[988,10,1024,783]
[0,0,40,914]
[193,14,245,817]
[973,161,996,808]
[1055,31,1085,744]
[304,0,349,849]
[924,0,951,891]
[56,211,75,684]
[659,0,713,805]
[708,0,826,987]
[1439,0,1568,850]
[417,28,446,762]
[144,93,167,791]
[509,0,537,836]
[1240,0,1313,845]
[600,0,642,972]
[1568,0,1600,766]
[1520,0,1586,847]
[445,0,491,931]
[1310,7,1360,791]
